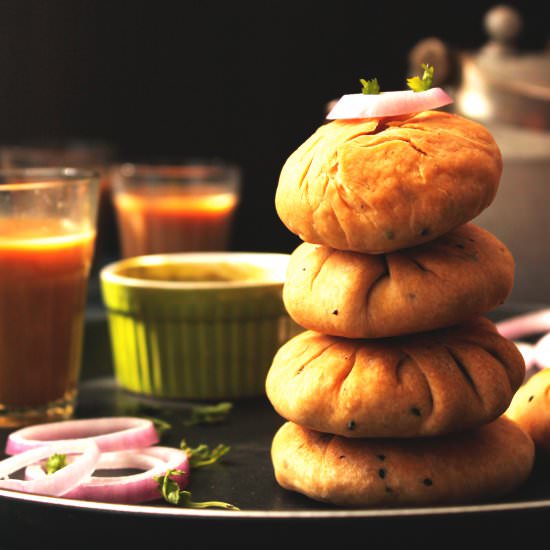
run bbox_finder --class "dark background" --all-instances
[0,0,548,256]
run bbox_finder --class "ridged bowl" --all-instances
[100,252,297,400]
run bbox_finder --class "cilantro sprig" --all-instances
[178,491,239,511]
[155,468,187,505]
[154,438,234,508]
[45,453,67,475]
[357,64,435,95]
[143,416,173,437]
[154,469,239,510]
[359,77,380,95]
[184,402,233,426]
[407,63,434,92]
[180,440,231,469]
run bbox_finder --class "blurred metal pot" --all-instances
[410,5,550,306]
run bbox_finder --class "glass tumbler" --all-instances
[0,168,99,426]
[111,162,241,258]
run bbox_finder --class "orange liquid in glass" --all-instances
[114,186,238,257]
[0,219,95,407]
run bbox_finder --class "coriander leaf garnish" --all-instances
[154,468,187,505]
[184,402,233,426]
[180,440,230,469]
[178,491,239,511]
[407,63,434,92]
[45,453,67,475]
[360,77,380,95]
[145,416,172,437]
[154,469,239,510]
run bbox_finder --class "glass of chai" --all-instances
[0,168,99,426]
[111,161,241,258]
[0,140,118,271]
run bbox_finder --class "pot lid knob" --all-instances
[482,5,523,57]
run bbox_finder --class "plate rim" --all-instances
[0,488,549,520]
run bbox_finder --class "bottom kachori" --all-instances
[272,418,534,507]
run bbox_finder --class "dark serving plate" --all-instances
[0,303,548,549]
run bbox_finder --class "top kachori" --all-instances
[275,110,502,254]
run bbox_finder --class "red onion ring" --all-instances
[0,441,99,497]
[25,446,189,503]
[5,417,159,456]
[534,332,550,368]
[514,341,543,382]
[496,310,550,382]
[496,309,550,341]
[326,88,453,120]
[514,342,537,370]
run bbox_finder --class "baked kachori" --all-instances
[283,223,514,338]
[271,418,534,507]
[266,317,524,438]
[506,368,550,455]
[275,110,502,254]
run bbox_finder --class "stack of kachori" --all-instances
[266,109,534,507]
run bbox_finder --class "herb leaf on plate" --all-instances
[184,402,233,426]
[180,440,230,468]
[155,468,239,510]
[45,453,67,475]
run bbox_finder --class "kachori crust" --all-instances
[275,111,502,254]
[265,317,525,438]
[506,368,550,455]
[271,418,534,507]
[283,224,514,338]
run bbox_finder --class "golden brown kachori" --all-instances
[275,111,502,254]
[266,317,525,438]
[283,223,514,338]
[506,368,550,455]
[271,418,534,507]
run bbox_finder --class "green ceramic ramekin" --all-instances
[100,252,298,400]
